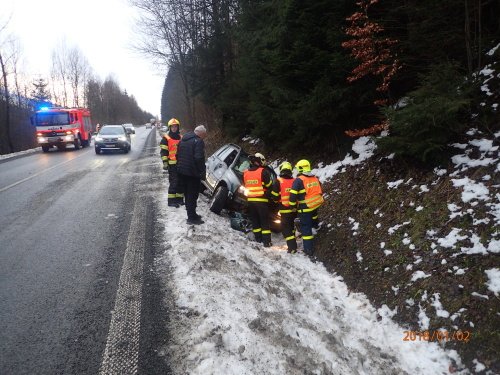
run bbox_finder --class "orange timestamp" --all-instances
[403,330,471,343]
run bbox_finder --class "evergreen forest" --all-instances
[141,0,500,163]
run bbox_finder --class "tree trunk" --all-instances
[0,51,13,153]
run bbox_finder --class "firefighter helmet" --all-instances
[167,118,180,128]
[279,161,292,173]
[249,154,262,165]
[254,153,266,165]
[295,159,311,173]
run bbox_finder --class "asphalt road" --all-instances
[0,127,170,374]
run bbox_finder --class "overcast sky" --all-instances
[5,0,164,117]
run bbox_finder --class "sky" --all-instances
[4,0,164,117]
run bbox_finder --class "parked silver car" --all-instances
[123,123,135,134]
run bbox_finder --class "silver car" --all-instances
[203,144,281,231]
[204,144,249,214]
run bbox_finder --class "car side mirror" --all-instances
[125,128,132,134]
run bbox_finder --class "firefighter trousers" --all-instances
[280,211,297,252]
[311,208,319,229]
[167,164,184,205]
[248,201,271,246]
[298,211,314,255]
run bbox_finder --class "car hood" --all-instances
[98,134,126,139]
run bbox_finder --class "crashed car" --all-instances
[203,143,281,231]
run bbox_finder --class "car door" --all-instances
[205,145,230,190]
[212,146,238,186]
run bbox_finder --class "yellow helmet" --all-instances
[279,161,292,173]
[295,159,311,173]
[167,118,180,127]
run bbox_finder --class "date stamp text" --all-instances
[403,330,471,343]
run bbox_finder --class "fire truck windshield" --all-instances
[36,112,70,126]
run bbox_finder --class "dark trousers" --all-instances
[281,211,297,252]
[311,208,319,229]
[298,212,314,255]
[167,164,184,204]
[178,174,201,220]
[248,201,271,245]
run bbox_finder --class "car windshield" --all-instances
[100,127,124,135]
[232,153,251,175]
[35,112,70,126]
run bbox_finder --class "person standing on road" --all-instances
[160,118,184,207]
[271,161,298,253]
[176,125,207,225]
[243,154,274,247]
[289,159,324,256]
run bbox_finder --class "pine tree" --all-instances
[31,78,51,105]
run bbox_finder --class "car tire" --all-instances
[42,145,50,152]
[95,147,101,154]
[124,147,129,154]
[74,137,81,150]
[209,185,228,214]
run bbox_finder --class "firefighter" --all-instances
[289,159,324,256]
[243,153,274,247]
[255,152,277,182]
[271,161,298,253]
[160,118,184,207]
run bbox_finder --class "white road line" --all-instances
[0,150,91,193]
[99,197,146,375]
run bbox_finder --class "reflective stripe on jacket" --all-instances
[243,167,268,202]
[277,177,295,213]
[289,175,324,212]
[166,135,181,164]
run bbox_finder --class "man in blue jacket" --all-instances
[176,125,207,225]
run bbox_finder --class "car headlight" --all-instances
[95,136,103,141]
[65,135,73,141]
[38,137,47,143]
[118,136,127,141]
[237,185,248,197]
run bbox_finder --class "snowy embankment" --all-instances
[155,194,464,374]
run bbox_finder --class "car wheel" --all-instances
[42,145,50,152]
[74,137,81,150]
[124,147,129,154]
[95,147,101,154]
[209,185,228,214]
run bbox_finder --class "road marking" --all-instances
[99,197,146,375]
[91,159,106,169]
[0,149,91,193]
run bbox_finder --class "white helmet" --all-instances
[254,153,266,165]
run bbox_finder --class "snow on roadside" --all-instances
[155,194,465,374]
[0,146,41,160]
[312,137,376,183]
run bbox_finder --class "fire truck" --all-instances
[32,106,93,152]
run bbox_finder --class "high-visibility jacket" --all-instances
[160,133,181,165]
[289,174,324,212]
[243,167,269,202]
[277,176,295,213]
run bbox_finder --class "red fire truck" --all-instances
[32,106,93,152]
